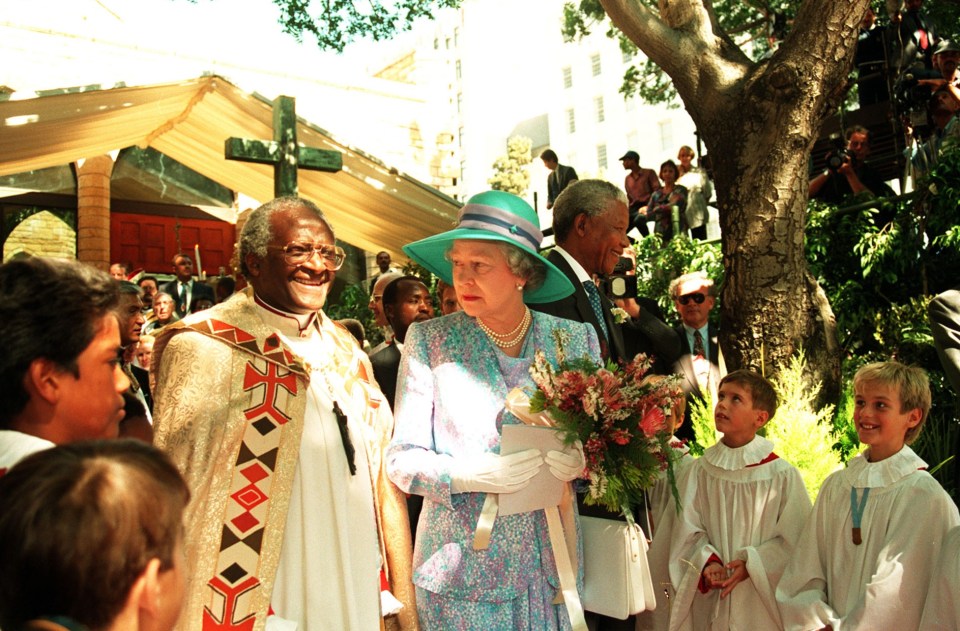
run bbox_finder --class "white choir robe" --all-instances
[777,446,960,631]
[668,436,811,631]
[920,525,960,631]
[637,439,694,631]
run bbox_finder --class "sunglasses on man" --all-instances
[677,292,707,305]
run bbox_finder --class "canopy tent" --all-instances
[0,75,461,258]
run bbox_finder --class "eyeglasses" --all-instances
[268,243,345,269]
[677,292,706,305]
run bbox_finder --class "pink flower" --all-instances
[584,436,606,469]
[609,428,631,445]
[639,405,667,437]
[554,370,588,413]
[597,370,626,412]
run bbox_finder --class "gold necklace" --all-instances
[477,308,531,348]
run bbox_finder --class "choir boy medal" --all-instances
[850,487,870,545]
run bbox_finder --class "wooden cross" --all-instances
[225,95,342,197]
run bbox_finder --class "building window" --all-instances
[454,28,460,46]
[456,59,462,80]
[590,53,601,77]
[658,120,674,152]
[597,144,608,170]
[625,95,637,112]
[459,126,465,148]
[595,96,605,123]
[434,38,439,50]
[567,108,576,134]
[627,131,640,151]
[562,66,572,89]
[457,92,463,114]
[622,49,633,64]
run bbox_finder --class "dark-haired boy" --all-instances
[669,370,811,630]
[0,439,189,630]
[0,258,129,474]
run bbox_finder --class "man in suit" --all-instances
[367,271,403,356]
[114,282,153,437]
[529,178,651,631]
[371,275,433,543]
[540,149,578,210]
[160,254,215,318]
[529,179,630,364]
[929,285,960,395]
[370,275,434,408]
[670,271,723,443]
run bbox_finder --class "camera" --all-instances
[602,256,637,299]
[894,71,937,139]
[824,135,854,173]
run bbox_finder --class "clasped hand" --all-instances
[702,559,749,598]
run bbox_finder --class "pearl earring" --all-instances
[516,284,524,291]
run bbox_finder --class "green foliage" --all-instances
[620,60,679,107]
[488,136,533,196]
[830,386,861,463]
[807,145,960,499]
[631,234,723,327]
[558,0,958,105]
[325,282,383,345]
[764,352,842,501]
[806,149,960,359]
[259,0,461,53]
[688,391,717,458]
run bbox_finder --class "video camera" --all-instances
[602,256,637,300]
[894,71,939,139]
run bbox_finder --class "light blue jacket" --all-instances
[386,310,601,601]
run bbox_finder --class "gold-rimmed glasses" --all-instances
[267,243,346,269]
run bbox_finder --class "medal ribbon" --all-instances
[850,487,870,545]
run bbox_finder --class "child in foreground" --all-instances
[669,370,811,630]
[777,362,960,630]
[637,379,695,631]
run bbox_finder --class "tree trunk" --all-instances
[600,0,869,400]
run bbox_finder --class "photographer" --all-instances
[808,126,894,204]
[903,40,960,176]
[604,247,681,375]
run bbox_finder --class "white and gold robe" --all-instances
[153,289,417,631]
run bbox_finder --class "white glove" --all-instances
[545,442,585,482]
[450,448,544,494]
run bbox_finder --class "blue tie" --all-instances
[583,280,609,341]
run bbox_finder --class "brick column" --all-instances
[75,155,115,269]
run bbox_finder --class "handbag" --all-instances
[580,514,656,619]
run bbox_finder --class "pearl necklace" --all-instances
[477,307,532,349]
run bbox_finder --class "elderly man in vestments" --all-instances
[152,196,416,631]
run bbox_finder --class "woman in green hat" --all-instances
[386,190,602,630]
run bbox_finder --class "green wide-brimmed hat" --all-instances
[403,190,574,303]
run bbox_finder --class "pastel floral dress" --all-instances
[387,310,601,630]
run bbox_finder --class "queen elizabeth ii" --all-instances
[386,190,602,629]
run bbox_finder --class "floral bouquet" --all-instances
[526,329,684,518]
